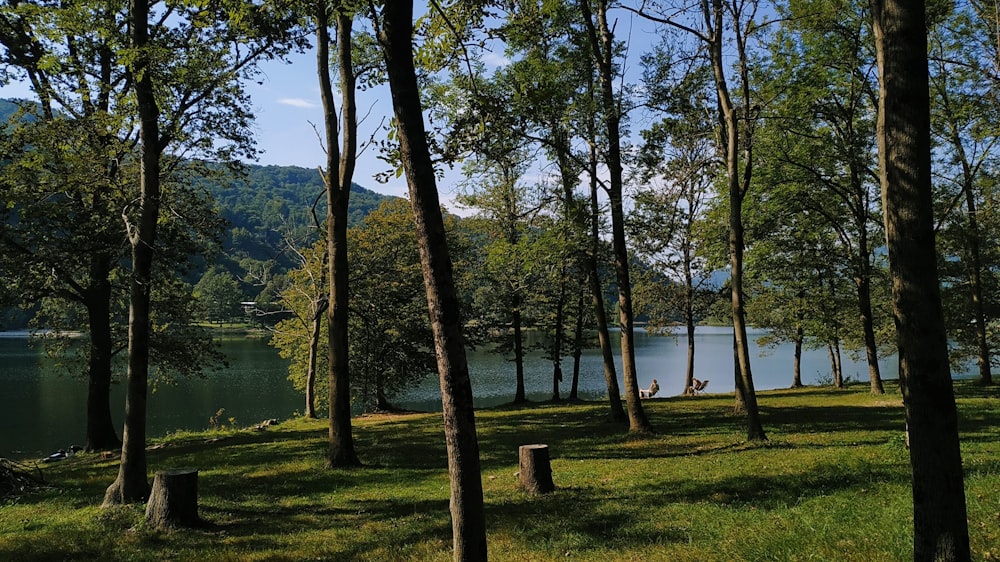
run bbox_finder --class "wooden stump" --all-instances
[518,444,554,495]
[145,468,201,529]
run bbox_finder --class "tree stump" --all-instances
[145,468,201,529]
[518,444,554,495]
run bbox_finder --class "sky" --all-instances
[0,5,662,212]
[245,48,416,201]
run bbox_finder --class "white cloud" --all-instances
[277,97,318,109]
[482,52,510,68]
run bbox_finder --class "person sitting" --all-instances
[692,377,709,394]
[640,379,660,399]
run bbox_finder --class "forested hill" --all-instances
[0,97,398,326]
[204,164,396,298]
[215,165,392,231]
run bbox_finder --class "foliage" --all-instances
[4,382,999,560]
[0,100,226,383]
[193,267,246,325]
[927,2,1000,377]
[272,199,445,413]
[270,238,329,410]
[348,198,438,411]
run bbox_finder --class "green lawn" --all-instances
[2,381,998,561]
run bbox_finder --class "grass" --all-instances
[2,381,998,561]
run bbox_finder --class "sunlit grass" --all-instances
[1,381,998,561]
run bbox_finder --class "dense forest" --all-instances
[0,0,988,559]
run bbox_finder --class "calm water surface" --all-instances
[0,327,916,459]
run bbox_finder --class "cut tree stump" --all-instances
[518,444,554,495]
[145,468,201,529]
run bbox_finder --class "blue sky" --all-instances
[245,48,412,200]
[0,5,663,211]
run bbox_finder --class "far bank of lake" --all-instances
[0,326,932,459]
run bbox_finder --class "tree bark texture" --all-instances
[84,270,121,452]
[587,143,625,422]
[871,0,971,559]
[512,292,527,403]
[580,0,650,432]
[375,3,487,560]
[317,5,360,467]
[518,444,555,495]
[707,0,765,441]
[104,0,159,505]
[145,468,201,529]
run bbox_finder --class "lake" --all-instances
[0,327,910,459]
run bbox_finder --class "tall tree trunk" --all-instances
[732,334,746,413]
[304,302,324,420]
[708,0,765,441]
[550,272,566,402]
[791,326,803,389]
[580,0,651,433]
[84,260,120,452]
[683,251,696,395]
[104,0,158,504]
[934,60,993,387]
[871,1,971,558]
[586,143,625,422]
[570,289,585,400]
[318,5,360,467]
[855,227,885,394]
[963,184,992,386]
[374,3,487,559]
[833,339,844,388]
[512,291,527,403]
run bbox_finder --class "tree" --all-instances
[369,2,487,558]
[928,2,1000,387]
[104,0,301,505]
[632,0,767,440]
[579,0,651,433]
[273,199,448,414]
[755,0,888,394]
[271,238,328,419]
[0,6,227,454]
[104,0,162,505]
[348,198,438,411]
[0,104,129,452]
[316,1,361,468]
[870,0,971,558]
[456,148,543,405]
[194,267,245,325]
[632,46,718,395]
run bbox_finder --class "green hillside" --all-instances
[0,96,398,328]
[200,163,395,288]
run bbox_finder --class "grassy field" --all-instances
[2,381,998,561]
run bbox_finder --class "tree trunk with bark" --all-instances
[145,468,201,529]
[791,326,803,388]
[855,243,885,393]
[570,290,585,400]
[587,141,625,422]
[374,3,487,559]
[550,274,566,402]
[580,0,650,433]
[304,302,324,419]
[871,0,971,558]
[512,291,527,403]
[708,0,765,441]
[103,0,158,505]
[317,5,360,468]
[83,268,121,452]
